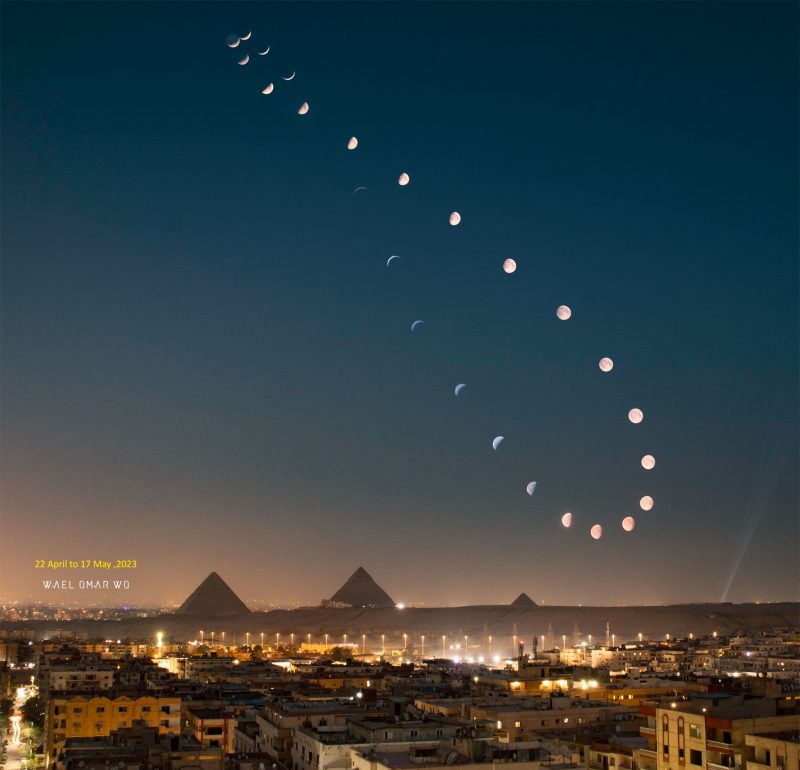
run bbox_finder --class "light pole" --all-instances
[488,635,492,660]
[362,634,366,654]
[442,634,446,658]
[421,635,425,658]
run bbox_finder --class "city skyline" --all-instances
[1,1,798,607]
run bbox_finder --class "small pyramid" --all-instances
[510,592,537,608]
[328,567,395,608]
[176,572,251,617]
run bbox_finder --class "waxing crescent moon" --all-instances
[411,320,424,331]
[526,481,537,496]
[261,83,274,94]
[492,436,504,450]
[282,72,296,81]
[258,47,270,56]
[386,255,401,267]
[454,383,466,396]
[298,102,309,115]
[240,31,252,41]
[238,54,250,65]
[353,186,367,195]
[227,36,241,48]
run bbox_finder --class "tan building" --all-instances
[45,693,181,765]
[745,732,800,770]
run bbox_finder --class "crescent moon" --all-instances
[411,320,424,331]
[492,436,504,450]
[227,38,241,48]
[526,481,537,496]
[353,186,367,195]
[261,83,274,95]
[282,72,296,81]
[386,255,400,267]
[240,31,252,41]
[454,383,466,396]
[258,47,270,56]
[238,54,250,65]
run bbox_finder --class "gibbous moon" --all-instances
[411,320,424,331]
[226,34,241,48]
[641,454,656,470]
[282,72,296,81]
[628,408,644,424]
[526,481,537,496]
[386,255,400,267]
[347,136,358,150]
[590,524,603,540]
[398,172,410,186]
[492,436,504,450]
[556,305,572,320]
[502,259,517,274]
[258,47,270,56]
[240,31,252,41]
[454,383,466,396]
[561,512,573,528]
[599,357,614,372]
[238,54,250,65]
[622,516,636,532]
[640,495,654,511]
[261,83,274,94]
[449,211,461,226]
[298,102,309,115]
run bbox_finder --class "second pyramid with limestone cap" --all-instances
[327,567,395,608]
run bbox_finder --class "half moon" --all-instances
[298,102,309,115]
[238,54,250,65]
[347,136,358,150]
[261,83,274,94]
[526,481,537,496]
[282,72,296,81]
[411,320,424,331]
[386,255,400,267]
[561,512,573,528]
[454,383,466,396]
[492,436,504,450]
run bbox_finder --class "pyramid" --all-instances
[510,592,537,608]
[176,572,251,617]
[328,567,395,608]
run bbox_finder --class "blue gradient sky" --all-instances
[1,1,797,607]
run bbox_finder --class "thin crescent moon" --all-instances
[386,256,400,267]
[238,54,250,65]
[492,436,504,450]
[282,72,296,81]
[227,38,241,48]
[258,47,270,56]
[526,481,537,496]
[411,320,424,331]
[353,186,368,195]
[454,384,466,396]
[261,83,274,95]
[240,31,252,41]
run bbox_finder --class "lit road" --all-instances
[4,687,35,770]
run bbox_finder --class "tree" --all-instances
[0,697,13,717]
[21,694,45,729]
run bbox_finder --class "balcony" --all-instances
[639,749,657,759]
[640,727,655,736]
[707,763,740,770]
[745,763,770,770]
[707,741,736,751]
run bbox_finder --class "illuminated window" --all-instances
[689,725,702,739]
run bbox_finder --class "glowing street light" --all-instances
[290,633,295,646]
[246,632,250,647]
[488,635,492,659]
[362,634,366,653]
[261,632,265,646]
[421,634,425,658]
[442,634,446,658]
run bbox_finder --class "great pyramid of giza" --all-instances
[328,567,395,608]
[175,572,251,617]
[510,592,537,608]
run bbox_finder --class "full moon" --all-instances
[398,172,410,186]
[628,408,644,424]
[556,305,572,320]
[590,524,603,540]
[641,454,656,470]
[599,357,614,372]
[640,496,653,511]
[502,259,517,274]
[347,136,358,150]
[561,512,573,528]
[449,211,461,226]
[622,516,636,532]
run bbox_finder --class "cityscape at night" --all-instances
[1,1,797,769]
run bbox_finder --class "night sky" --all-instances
[1,1,797,608]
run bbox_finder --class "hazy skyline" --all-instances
[1,1,797,607]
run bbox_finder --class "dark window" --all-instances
[690,750,703,766]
